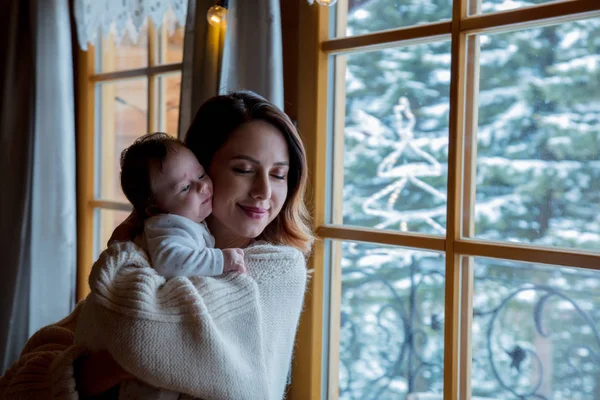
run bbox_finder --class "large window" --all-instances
[294,0,600,399]
[76,12,185,299]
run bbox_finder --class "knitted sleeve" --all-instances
[0,303,88,400]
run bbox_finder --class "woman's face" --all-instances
[208,120,290,242]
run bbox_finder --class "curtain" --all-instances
[0,0,34,374]
[220,0,284,109]
[177,0,284,138]
[0,0,77,372]
[178,0,226,138]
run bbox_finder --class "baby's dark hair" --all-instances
[120,132,185,217]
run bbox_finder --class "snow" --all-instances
[422,53,451,65]
[357,254,397,267]
[515,289,538,302]
[421,102,449,117]
[477,86,519,107]
[352,9,370,20]
[479,45,519,66]
[560,30,583,49]
[432,69,451,83]
[553,55,599,73]
[350,109,392,138]
[481,0,532,13]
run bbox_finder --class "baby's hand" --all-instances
[222,248,246,273]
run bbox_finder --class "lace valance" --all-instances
[74,0,188,50]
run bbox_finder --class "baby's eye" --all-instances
[181,185,190,193]
[199,173,206,180]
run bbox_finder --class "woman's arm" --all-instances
[107,211,143,245]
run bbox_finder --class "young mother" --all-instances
[0,91,313,399]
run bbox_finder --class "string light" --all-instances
[207,0,228,28]
[316,0,338,5]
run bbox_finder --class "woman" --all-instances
[0,91,313,399]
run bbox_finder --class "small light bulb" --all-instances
[316,0,338,5]
[207,5,227,28]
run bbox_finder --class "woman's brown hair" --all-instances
[184,91,314,254]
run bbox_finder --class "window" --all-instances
[76,12,185,300]
[293,0,600,399]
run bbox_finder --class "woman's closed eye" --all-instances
[233,165,287,180]
[233,167,253,174]
[271,167,288,181]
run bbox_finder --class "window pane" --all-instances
[95,22,148,73]
[95,78,148,203]
[155,10,185,65]
[471,257,600,399]
[472,0,559,15]
[339,0,451,38]
[472,18,600,251]
[93,208,132,260]
[337,42,450,234]
[156,72,181,136]
[331,240,445,399]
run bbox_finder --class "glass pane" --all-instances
[339,0,452,38]
[474,0,558,15]
[471,257,600,399]
[333,240,445,399]
[156,72,181,135]
[95,78,148,203]
[338,42,450,234]
[473,18,600,251]
[155,10,185,65]
[93,208,132,260]
[96,22,149,73]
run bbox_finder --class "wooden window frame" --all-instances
[291,1,600,399]
[76,22,183,301]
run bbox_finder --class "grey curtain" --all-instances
[178,0,226,138]
[0,0,77,372]
[220,0,284,109]
[178,0,284,138]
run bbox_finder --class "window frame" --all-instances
[291,1,600,399]
[76,21,183,301]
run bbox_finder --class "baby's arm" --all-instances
[145,214,227,278]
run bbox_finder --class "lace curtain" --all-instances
[74,0,188,50]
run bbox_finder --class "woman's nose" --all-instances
[250,173,271,200]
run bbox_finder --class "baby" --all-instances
[120,132,246,278]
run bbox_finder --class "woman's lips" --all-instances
[238,205,269,219]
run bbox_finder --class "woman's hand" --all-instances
[75,350,134,396]
[108,211,143,246]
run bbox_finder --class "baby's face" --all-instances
[150,146,213,223]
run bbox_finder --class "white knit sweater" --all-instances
[74,241,307,400]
